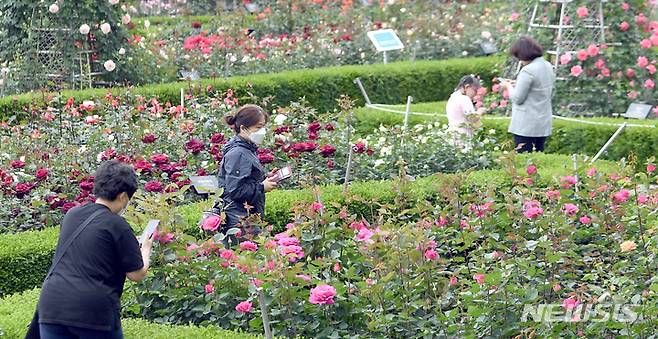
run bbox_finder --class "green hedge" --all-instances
[354,102,658,162]
[0,153,619,297]
[0,288,261,339]
[0,56,502,120]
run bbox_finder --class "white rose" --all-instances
[274,114,287,125]
[103,60,116,72]
[118,48,126,55]
[481,31,492,39]
[48,4,59,14]
[144,20,150,29]
[79,24,90,35]
[109,0,120,4]
[101,23,112,34]
[122,14,131,25]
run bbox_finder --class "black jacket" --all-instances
[218,136,266,223]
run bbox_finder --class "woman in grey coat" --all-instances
[501,36,555,153]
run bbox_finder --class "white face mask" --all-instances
[248,127,266,145]
[119,200,130,216]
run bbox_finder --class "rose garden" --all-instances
[0,1,657,338]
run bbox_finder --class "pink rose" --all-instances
[449,276,458,286]
[509,12,520,22]
[546,190,561,200]
[333,262,341,272]
[239,241,258,252]
[576,6,588,18]
[524,207,544,220]
[355,227,375,243]
[619,21,630,31]
[612,189,631,203]
[637,56,649,68]
[621,3,630,11]
[473,273,486,285]
[587,167,597,177]
[202,215,222,232]
[220,249,237,260]
[424,249,438,261]
[559,53,572,65]
[526,165,537,175]
[648,164,656,173]
[154,230,174,244]
[577,49,588,61]
[560,176,577,188]
[280,245,305,262]
[570,65,583,77]
[637,195,648,204]
[205,282,214,294]
[647,65,656,75]
[641,39,652,49]
[626,68,635,78]
[235,301,253,313]
[309,284,337,305]
[579,216,592,224]
[553,283,562,292]
[563,297,580,311]
[311,201,323,212]
[296,274,312,282]
[586,44,599,57]
[562,203,579,216]
[645,79,655,89]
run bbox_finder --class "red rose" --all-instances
[258,152,275,164]
[170,172,183,181]
[327,160,335,169]
[307,121,322,133]
[79,180,94,191]
[185,138,205,154]
[191,21,202,29]
[150,153,169,164]
[15,182,33,196]
[210,133,225,144]
[145,180,164,192]
[11,160,25,169]
[3,176,13,186]
[353,142,366,154]
[197,168,207,176]
[35,168,49,181]
[142,134,157,143]
[325,123,334,131]
[366,148,374,156]
[177,178,191,188]
[319,144,336,157]
[209,145,221,156]
[274,126,292,134]
[61,202,78,213]
[291,142,317,153]
[116,155,131,163]
[134,159,152,173]
[308,132,319,140]
[101,148,116,161]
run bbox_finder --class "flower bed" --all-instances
[354,102,658,163]
[124,153,657,337]
[0,92,494,235]
[0,289,261,338]
[0,153,620,297]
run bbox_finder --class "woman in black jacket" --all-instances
[218,105,278,242]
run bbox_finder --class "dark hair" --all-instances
[455,74,481,91]
[510,36,544,61]
[225,104,268,134]
[93,160,138,201]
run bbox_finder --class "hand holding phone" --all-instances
[140,220,160,244]
[275,166,292,181]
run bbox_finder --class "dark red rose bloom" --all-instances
[258,152,275,164]
[79,180,94,192]
[307,121,322,133]
[366,148,374,156]
[142,134,157,143]
[15,182,34,196]
[325,123,334,131]
[274,126,292,134]
[197,168,207,176]
[192,21,202,29]
[177,178,191,188]
[10,160,25,169]
[151,153,169,164]
[353,142,366,154]
[35,168,49,181]
[170,172,183,181]
[210,133,225,144]
[327,160,335,169]
[308,132,319,140]
[213,153,223,162]
[185,138,205,154]
[134,159,152,173]
[101,148,116,161]
[291,142,317,153]
[116,155,131,163]
[319,144,336,157]
[145,180,164,192]
[209,145,221,156]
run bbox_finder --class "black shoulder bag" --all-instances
[25,209,104,339]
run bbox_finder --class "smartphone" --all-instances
[276,166,292,181]
[140,219,160,244]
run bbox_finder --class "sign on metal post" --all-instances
[367,29,404,64]
[622,103,653,120]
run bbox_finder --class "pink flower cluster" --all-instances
[309,284,337,305]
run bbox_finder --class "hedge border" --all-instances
[354,102,658,162]
[0,56,502,120]
[0,153,619,297]
[0,288,261,339]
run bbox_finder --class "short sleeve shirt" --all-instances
[446,91,476,134]
[38,203,143,331]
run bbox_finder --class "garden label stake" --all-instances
[258,290,273,339]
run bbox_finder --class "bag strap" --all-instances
[46,208,105,279]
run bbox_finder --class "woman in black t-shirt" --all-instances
[37,161,153,339]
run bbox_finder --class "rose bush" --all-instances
[125,152,658,337]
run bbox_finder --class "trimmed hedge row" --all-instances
[0,153,619,297]
[354,102,658,162]
[0,288,261,338]
[0,56,502,120]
